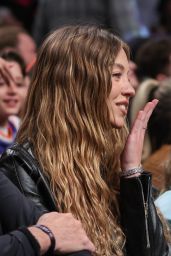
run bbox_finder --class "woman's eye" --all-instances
[112,73,122,79]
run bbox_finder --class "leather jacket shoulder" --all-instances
[0,143,56,212]
[0,143,170,256]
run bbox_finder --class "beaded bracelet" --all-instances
[120,166,143,177]
[34,224,56,255]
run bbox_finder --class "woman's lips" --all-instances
[116,102,129,116]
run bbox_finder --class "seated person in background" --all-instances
[129,37,171,161]
[143,79,171,193]
[0,171,94,256]
[135,37,171,83]
[0,52,28,155]
[0,25,37,89]
[0,25,37,68]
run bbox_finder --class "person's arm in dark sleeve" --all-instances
[0,230,40,256]
[0,150,55,213]
[0,232,92,256]
[0,172,92,256]
[0,171,43,233]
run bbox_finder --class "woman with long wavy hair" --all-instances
[0,25,170,256]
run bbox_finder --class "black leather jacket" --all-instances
[0,143,170,256]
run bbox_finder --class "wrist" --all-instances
[28,226,51,255]
[34,224,56,255]
[120,166,143,178]
[18,226,40,255]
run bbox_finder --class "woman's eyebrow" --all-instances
[113,63,124,70]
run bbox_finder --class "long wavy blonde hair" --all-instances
[17,26,129,255]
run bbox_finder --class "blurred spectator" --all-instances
[0,52,27,155]
[137,0,159,31]
[128,60,139,91]
[33,0,149,46]
[0,25,37,68]
[129,37,171,161]
[155,154,171,228]
[129,36,149,62]
[130,37,171,121]
[135,36,171,82]
[0,0,38,33]
[143,80,171,192]
[0,6,21,27]
[155,0,171,35]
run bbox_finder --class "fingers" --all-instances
[121,99,158,170]
[141,99,158,128]
[0,57,14,83]
[131,99,158,133]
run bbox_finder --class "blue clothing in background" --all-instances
[0,121,17,155]
[155,190,171,225]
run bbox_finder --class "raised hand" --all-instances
[121,99,158,172]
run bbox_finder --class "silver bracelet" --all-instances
[120,166,143,177]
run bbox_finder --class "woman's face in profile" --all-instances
[107,48,135,128]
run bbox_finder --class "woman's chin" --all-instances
[110,116,125,129]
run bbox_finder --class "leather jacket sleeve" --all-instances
[120,172,170,256]
[0,231,39,256]
[0,230,91,256]
[0,146,57,213]
[0,171,42,234]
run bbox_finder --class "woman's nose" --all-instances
[124,78,135,97]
